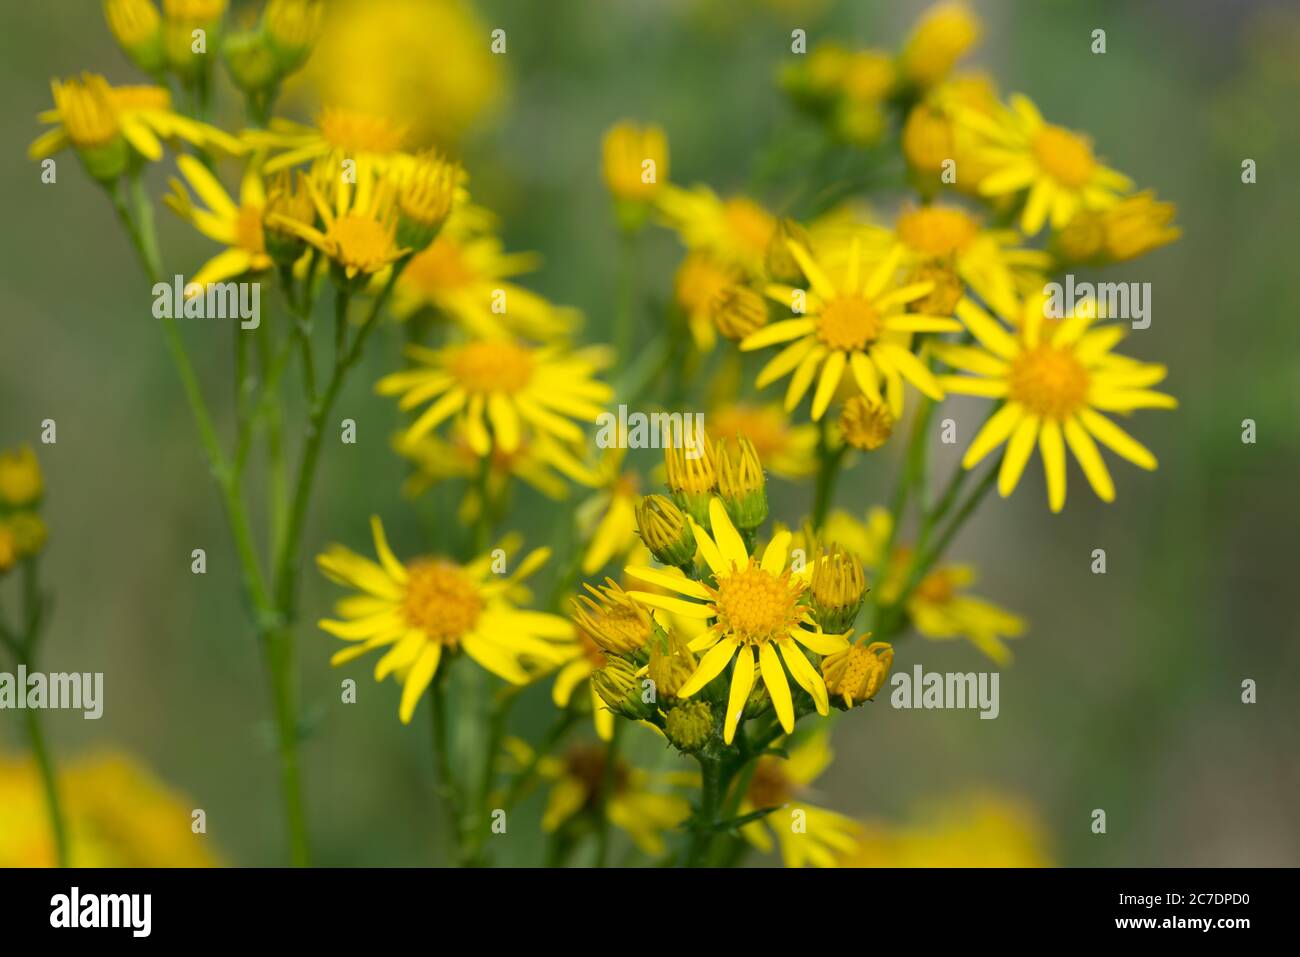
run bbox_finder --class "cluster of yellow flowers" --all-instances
[0,448,46,575]
[20,0,1178,867]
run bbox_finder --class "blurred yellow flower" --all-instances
[504,738,691,856]
[165,154,271,286]
[292,0,504,147]
[658,185,777,278]
[577,449,641,576]
[961,94,1133,234]
[602,121,669,205]
[901,2,981,87]
[0,752,220,867]
[392,213,580,341]
[1057,190,1181,263]
[708,401,818,479]
[0,446,43,507]
[248,106,411,177]
[739,731,863,867]
[839,792,1052,867]
[29,73,241,181]
[377,340,613,456]
[317,516,573,723]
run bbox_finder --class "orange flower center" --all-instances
[914,568,957,606]
[724,198,777,257]
[318,107,407,155]
[449,340,534,395]
[896,206,980,258]
[329,213,397,273]
[747,759,793,808]
[710,560,804,645]
[1008,344,1090,420]
[402,559,483,645]
[1032,125,1097,188]
[710,406,790,462]
[236,205,266,254]
[404,237,476,292]
[818,295,881,351]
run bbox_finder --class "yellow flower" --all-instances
[377,339,613,457]
[392,213,580,341]
[396,425,592,523]
[738,732,863,867]
[263,0,324,73]
[708,402,818,479]
[103,0,166,74]
[657,185,777,278]
[602,121,669,205]
[505,738,691,856]
[937,293,1176,512]
[0,446,43,506]
[961,94,1134,234]
[626,498,847,743]
[317,516,573,723]
[164,154,272,286]
[578,450,642,575]
[293,0,503,147]
[673,251,745,352]
[825,507,1024,662]
[246,106,411,177]
[29,73,241,182]
[901,2,981,87]
[891,202,1050,316]
[392,149,460,250]
[902,73,1004,195]
[838,792,1052,867]
[0,751,221,867]
[563,579,657,740]
[266,162,407,282]
[743,239,962,420]
[1057,190,1181,263]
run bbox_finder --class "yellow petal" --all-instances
[1039,419,1067,513]
[998,413,1041,497]
[398,644,441,724]
[758,642,795,733]
[677,639,739,699]
[708,497,749,567]
[724,647,756,744]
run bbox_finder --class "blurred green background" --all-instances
[2,0,1297,866]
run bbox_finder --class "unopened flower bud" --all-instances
[222,29,278,93]
[664,699,712,752]
[0,447,43,507]
[821,635,893,709]
[591,657,656,721]
[395,151,459,251]
[710,284,767,341]
[570,579,653,657]
[664,437,716,527]
[716,436,767,531]
[840,396,894,452]
[635,495,696,569]
[263,0,322,75]
[104,0,167,75]
[646,632,697,700]
[810,545,868,633]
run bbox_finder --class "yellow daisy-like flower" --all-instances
[1056,190,1181,264]
[266,162,407,281]
[391,214,579,341]
[823,506,1023,663]
[0,751,221,867]
[0,446,43,507]
[743,239,962,420]
[317,516,573,724]
[961,94,1133,235]
[657,184,777,278]
[377,339,613,457]
[164,155,272,286]
[28,73,242,181]
[937,293,1176,512]
[602,120,669,204]
[889,203,1050,318]
[838,792,1052,867]
[577,448,641,576]
[708,401,819,480]
[739,731,863,868]
[626,498,848,743]
[672,251,745,352]
[245,106,411,177]
[396,425,593,524]
[504,738,691,856]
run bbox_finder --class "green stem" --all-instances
[22,702,69,867]
[429,666,466,865]
[811,423,848,532]
[686,754,723,867]
[592,721,624,867]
